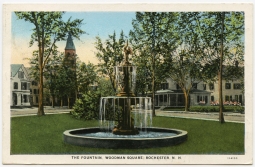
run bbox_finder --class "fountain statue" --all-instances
[63,41,187,149]
[99,40,152,135]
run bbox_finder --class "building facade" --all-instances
[155,78,211,107]
[155,76,244,107]
[206,79,244,105]
[10,64,31,106]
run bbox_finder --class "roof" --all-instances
[156,89,174,94]
[65,32,76,50]
[155,89,211,95]
[11,64,22,77]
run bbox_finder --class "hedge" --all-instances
[189,105,244,113]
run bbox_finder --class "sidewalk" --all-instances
[11,106,245,123]
[11,106,71,117]
[156,110,245,123]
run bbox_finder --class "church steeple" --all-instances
[64,32,76,68]
[65,32,76,55]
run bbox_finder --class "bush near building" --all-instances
[189,106,244,113]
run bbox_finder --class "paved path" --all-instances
[156,110,244,123]
[11,106,245,123]
[11,106,71,117]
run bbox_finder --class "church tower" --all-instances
[64,32,76,69]
[63,32,77,108]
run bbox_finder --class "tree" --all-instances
[130,12,179,116]
[15,12,84,116]
[197,12,244,123]
[26,50,62,108]
[76,61,98,94]
[94,31,126,92]
[71,76,115,120]
[43,54,61,108]
[165,50,203,112]
[55,64,77,108]
[160,12,206,111]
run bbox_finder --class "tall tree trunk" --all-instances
[37,54,45,116]
[52,95,55,108]
[151,53,156,116]
[219,12,225,123]
[61,98,63,108]
[68,96,70,109]
[151,13,156,117]
[183,91,189,112]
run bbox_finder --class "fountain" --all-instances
[63,41,187,149]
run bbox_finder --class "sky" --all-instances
[11,12,136,66]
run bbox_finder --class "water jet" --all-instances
[63,41,187,148]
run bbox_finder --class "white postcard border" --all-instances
[2,3,253,165]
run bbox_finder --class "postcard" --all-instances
[2,3,253,165]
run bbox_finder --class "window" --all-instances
[32,81,38,86]
[18,71,24,79]
[21,82,27,90]
[209,83,214,90]
[159,95,163,102]
[164,95,167,102]
[27,83,30,90]
[161,83,169,90]
[177,94,184,106]
[234,83,241,89]
[235,95,238,101]
[239,95,242,104]
[197,95,207,104]
[23,95,28,103]
[192,83,198,89]
[36,96,39,103]
[211,96,214,101]
[176,84,181,90]
[203,84,207,90]
[225,83,231,89]
[225,95,230,101]
[14,82,18,89]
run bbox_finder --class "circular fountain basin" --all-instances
[63,127,187,149]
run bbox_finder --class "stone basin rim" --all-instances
[63,127,188,140]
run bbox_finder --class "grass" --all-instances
[11,114,244,154]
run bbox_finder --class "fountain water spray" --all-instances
[99,41,152,135]
[63,40,187,149]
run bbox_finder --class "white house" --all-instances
[10,64,31,106]
[155,76,244,107]
[155,78,211,107]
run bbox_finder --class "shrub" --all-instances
[71,91,100,120]
[190,105,245,113]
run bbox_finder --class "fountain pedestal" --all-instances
[112,97,139,135]
[112,41,139,135]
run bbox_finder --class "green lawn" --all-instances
[11,114,244,154]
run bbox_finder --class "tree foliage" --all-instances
[197,12,244,122]
[162,12,206,111]
[76,61,98,94]
[15,12,85,115]
[130,12,179,115]
[94,31,126,92]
